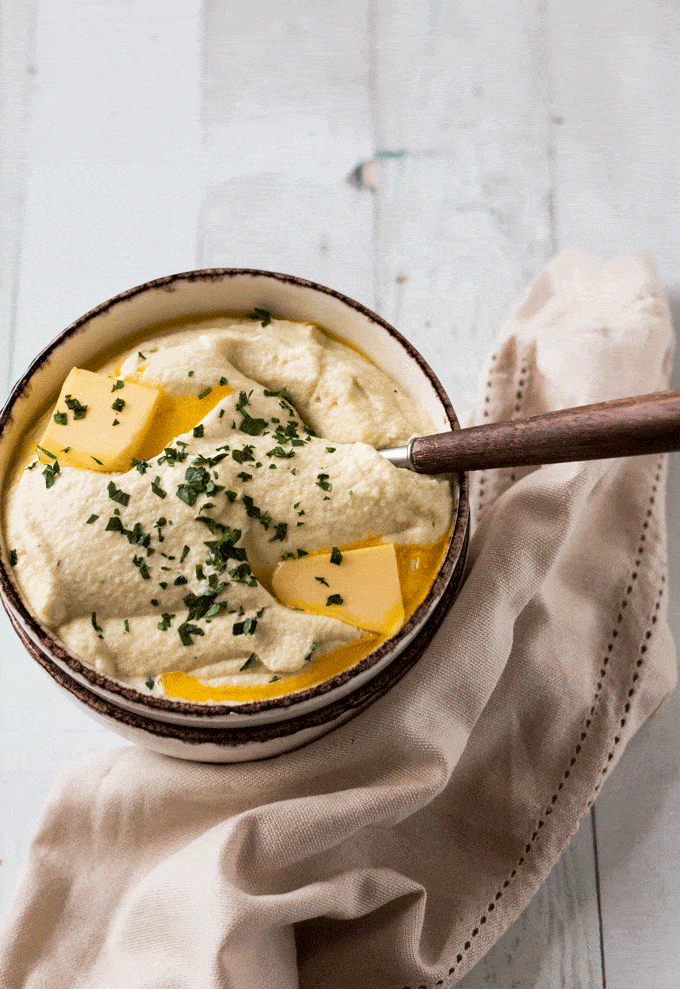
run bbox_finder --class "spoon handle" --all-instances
[410,389,680,475]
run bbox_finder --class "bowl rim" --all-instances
[0,267,470,721]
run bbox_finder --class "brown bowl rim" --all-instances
[0,268,470,720]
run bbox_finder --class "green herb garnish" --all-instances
[111,397,125,412]
[86,514,99,524]
[111,379,124,392]
[91,611,103,632]
[315,576,329,586]
[53,411,67,425]
[9,549,18,567]
[239,653,258,671]
[198,387,212,400]
[150,476,167,499]
[249,307,272,326]
[178,622,204,646]
[64,395,87,419]
[232,616,257,636]
[219,376,229,386]
[42,460,60,488]
[330,546,343,565]
[268,522,288,543]
[192,424,204,438]
[316,473,332,492]
[326,594,343,606]
[107,480,130,506]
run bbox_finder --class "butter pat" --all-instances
[272,543,405,635]
[38,368,162,472]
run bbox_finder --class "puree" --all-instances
[4,313,453,702]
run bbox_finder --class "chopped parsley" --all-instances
[237,471,253,482]
[64,395,88,419]
[111,397,125,412]
[178,622,204,646]
[157,613,175,631]
[268,522,288,543]
[91,457,103,466]
[316,473,332,492]
[249,307,271,326]
[175,465,212,505]
[232,446,255,464]
[315,576,329,586]
[124,620,130,633]
[151,476,167,499]
[330,546,343,565]
[112,419,120,426]
[232,616,257,635]
[42,460,60,488]
[239,653,258,671]
[131,458,149,474]
[198,387,212,401]
[241,495,272,530]
[107,480,130,506]
[37,445,57,460]
[145,678,154,689]
[138,352,146,360]
[239,412,268,436]
[9,549,18,567]
[91,611,103,633]
[180,545,190,563]
[219,376,229,386]
[111,379,125,392]
[86,514,99,524]
[326,447,336,453]
[326,594,344,606]
[192,424,204,438]
[53,411,67,425]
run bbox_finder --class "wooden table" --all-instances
[1,2,678,985]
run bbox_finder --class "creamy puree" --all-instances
[4,315,453,701]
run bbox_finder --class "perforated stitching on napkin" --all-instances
[472,351,498,522]
[420,457,667,989]
[473,352,530,525]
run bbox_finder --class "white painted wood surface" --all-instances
[1,1,678,985]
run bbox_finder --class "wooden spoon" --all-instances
[378,390,680,474]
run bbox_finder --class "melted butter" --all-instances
[133,385,233,461]
[159,526,451,703]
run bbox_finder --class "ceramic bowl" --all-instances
[0,269,469,761]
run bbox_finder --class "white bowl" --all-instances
[0,269,469,761]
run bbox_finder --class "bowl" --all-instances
[0,269,470,762]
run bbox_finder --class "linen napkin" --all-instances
[1,250,676,989]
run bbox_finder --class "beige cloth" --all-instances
[1,250,677,989]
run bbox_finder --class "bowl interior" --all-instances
[0,269,467,726]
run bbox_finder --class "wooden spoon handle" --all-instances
[411,390,680,474]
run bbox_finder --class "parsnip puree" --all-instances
[4,314,453,702]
